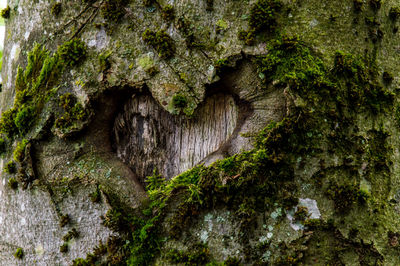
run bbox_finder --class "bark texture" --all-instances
[0,0,400,265]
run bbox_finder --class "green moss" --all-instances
[326,183,369,213]
[0,137,6,154]
[102,208,125,231]
[0,109,18,138]
[249,0,282,32]
[60,214,70,227]
[142,29,175,59]
[369,0,382,11]
[166,244,210,265]
[383,71,394,85]
[101,0,128,23]
[390,7,400,20]
[13,139,28,163]
[1,6,10,19]
[57,38,87,67]
[172,94,188,109]
[51,3,62,17]
[238,0,282,44]
[216,19,228,33]
[60,243,68,253]
[89,187,101,203]
[215,58,229,74]
[72,258,89,266]
[4,161,16,174]
[63,228,79,241]
[143,0,154,7]
[224,257,241,265]
[98,51,112,72]
[205,0,213,11]
[14,105,36,135]
[14,248,23,259]
[353,0,363,12]
[294,206,309,222]
[0,43,67,139]
[145,169,166,191]
[161,5,175,21]
[55,93,89,131]
[8,177,18,190]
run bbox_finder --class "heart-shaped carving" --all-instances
[113,92,239,181]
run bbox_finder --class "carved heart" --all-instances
[113,92,239,181]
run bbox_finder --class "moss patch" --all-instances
[142,29,175,59]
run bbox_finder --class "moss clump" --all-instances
[239,0,282,44]
[353,0,363,12]
[165,245,210,265]
[13,139,28,163]
[14,105,36,135]
[383,71,394,85]
[0,109,18,138]
[98,51,112,72]
[145,169,166,191]
[51,3,62,16]
[89,187,101,203]
[101,0,129,23]
[161,5,175,21]
[326,183,369,213]
[60,214,70,227]
[57,38,87,67]
[249,0,282,32]
[0,137,6,153]
[54,93,89,131]
[1,6,10,19]
[390,7,400,20]
[215,58,229,74]
[14,248,23,259]
[224,257,241,265]
[63,228,79,241]
[4,161,16,174]
[294,206,309,222]
[332,50,393,112]
[171,94,188,109]
[369,0,382,10]
[143,0,154,7]
[0,43,67,139]
[205,0,213,11]
[8,177,18,190]
[60,243,68,253]
[142,29,175,59]
[102,209,125,231]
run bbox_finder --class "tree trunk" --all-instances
[0,0,399,264]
